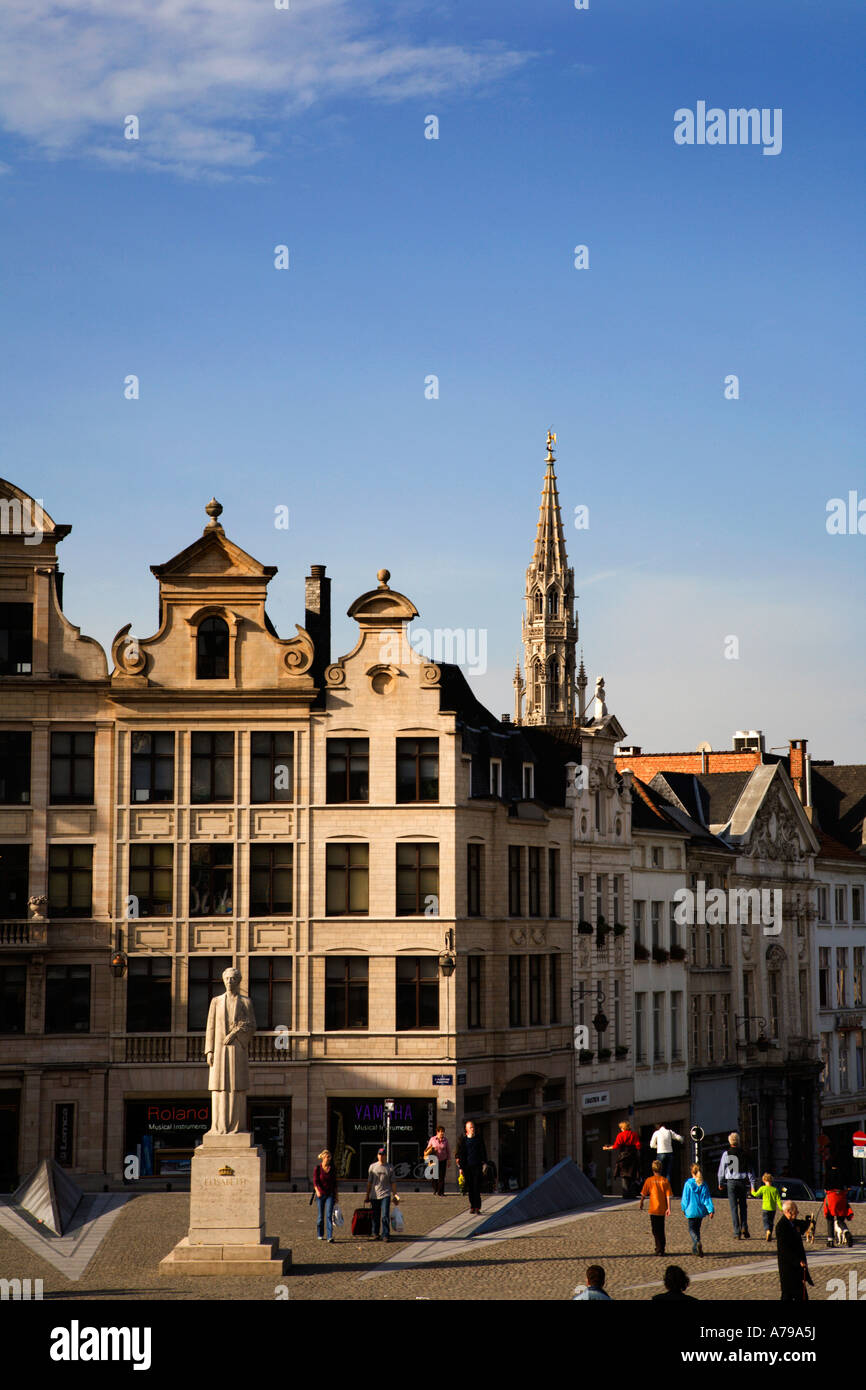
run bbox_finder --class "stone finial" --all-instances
[377,568,391,589]
[204,498,224,532]
[546,429,556,463]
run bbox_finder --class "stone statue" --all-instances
[205,967,256,1134]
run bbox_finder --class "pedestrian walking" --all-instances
[313,1148,339,1243]
[823,1184,855,1248]
[776,1200,813,1301]
[751,1172,783,1241]
[649,1121,683,1184]
[602,1120,642,1198]
[365,1146,399,1242]
[455,1120,488,1214]
[651,1266,696,1301]
[681,1162,714,1255]
[572,1265,612,1300]
[424,1124,451,1196]
[717,1131,756,1239]
[639,1159,673,1255]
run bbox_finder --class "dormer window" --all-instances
[522,763,535,800]
[196,616,229,679]
[489,758,502,797]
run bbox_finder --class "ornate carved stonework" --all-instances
[28,895,48,920]
[281,625,314,674]
[749,786,803,862]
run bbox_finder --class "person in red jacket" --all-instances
[823,1186,854,1247]
[603,1121,642,1198]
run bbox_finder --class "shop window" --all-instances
[45,964,91,1033]
[50,732,94,805]
[127,957,172,1032]
[250,844,293,916]
[250,732,294,803]
[0,732,30,803]
[130,732,174,803]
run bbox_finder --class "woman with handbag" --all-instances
[424,1125,451,1196]
[313,1148,339,1243]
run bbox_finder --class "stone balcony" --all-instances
[0,919,48,948]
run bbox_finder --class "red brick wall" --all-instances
[614,750,762,780]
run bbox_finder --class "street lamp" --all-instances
[438,928,457,978]
[735,1015,770,1052]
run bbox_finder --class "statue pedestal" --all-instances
[159,1132,289,1276]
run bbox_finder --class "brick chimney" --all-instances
[789,739,807,803]
[305,565,331,706]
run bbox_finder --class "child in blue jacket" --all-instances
[681,1163,715,1255]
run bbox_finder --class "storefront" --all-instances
[0,1089,19,1191]
[328,1095,435,1180]
[124,1097,291,1180]
[821,1103,866,1183]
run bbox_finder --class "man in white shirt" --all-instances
[649,1122,683,1183]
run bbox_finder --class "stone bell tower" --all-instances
[518,431,577,726]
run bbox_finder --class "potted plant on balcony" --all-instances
[634,942,650,961]
[597,1047,612,1061]
[613,922,627,936]
[669,944,686,961]
[615,1044,629,1059]
[578,1049,594,1064]
[652,945,669,963]
[577,920,593,934]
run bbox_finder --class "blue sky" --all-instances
[0,0,863,760]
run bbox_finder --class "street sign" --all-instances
[581,1091,609,1110]
[690,1125,704,1142]
[853,1131,866,1145]
[853,1147,866,1159]
[456,1070,467,1085]
[432,1074,453,1086]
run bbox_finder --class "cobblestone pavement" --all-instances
[0,1192,863,1301]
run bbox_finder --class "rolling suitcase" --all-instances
[352,1203,373,1237]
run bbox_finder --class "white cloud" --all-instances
[0,0,529,178]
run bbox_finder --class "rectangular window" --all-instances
[742,972,753,1042]
[529,954,542,1025]
[613,978,621,1047]
[396,843,439,916]
[706,995,716,1061]
[0,964,26,1033]
[835,886,848,923]
[853,948,864,1007]
[528,848,541,917]
[48,845,92,918]
[856,1032,865,1093]
[187,956,232,1031]
[190,732,234,804]
[671,990,682,1059]
[396,738,438,802]
[522,763,534,800]
[635,993,646,1063]
[652,991,664,1061]
[613,875,623,925]
[50,732,94,805]
[0,844,28,918]
[799,971,809,1033]
[596,875,606,924]
[718,926,728,967]
[836,947,848,1008]
[633,899,645,945]
[853,886,864,924]
[691,996,701,1061]
[189,844,233,916]
[669,900,678,949]
[817,885,829,922]
[396,956,438,1030]
[651,901,662,949]
[594,791,603,833]
[325,957,368,1030]
[704,922,714,967]
[490,759,502,797]
[839,1036,850,1092]
[45,964,91,1033]
[549,954,560,1024]
[249,844,293,916]
[326,843,369,916]
[652,846,663,868]
[689,923,698,966]
[250,732,294,803]
[721,994,731,1061]
[820,1033,832,1091]
[467,955,483,1029]
[508,955,524,1027]
[0,731,31,803]
[326,738,369,802]
[130,732,175,803]
[467,843,482,917]
[129,844,173,917]
[126,957,172,1032]
[577,874,587,924]
[249,956,292,1031]
[508,847,522,917]
[0,603,32,674]
[819,947,831,1008]
[548,849,559,918]
[768,972,780,1037]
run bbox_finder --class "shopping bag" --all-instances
[391,1205,405,1233]
[333,1205,344,1228]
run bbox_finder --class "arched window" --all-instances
[532,661,543,712]
[533,590,543,616]
[196,616,229,679]
[547,588,559,619]
[548,658,560,710]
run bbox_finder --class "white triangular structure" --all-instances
[13,1158,82,1235]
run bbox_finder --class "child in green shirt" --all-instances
[751,1172,782,1239]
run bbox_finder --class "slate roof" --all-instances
[649,770,751,828]
[809,765,866,852]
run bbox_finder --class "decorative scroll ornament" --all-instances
[282,624,314,674]
[111,623,147,675]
